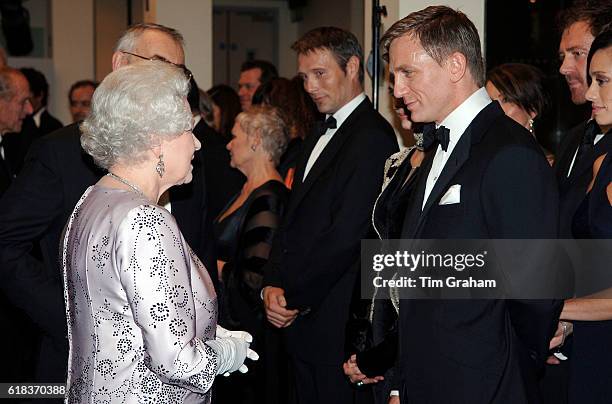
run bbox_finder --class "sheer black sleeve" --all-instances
[226,182,288,308]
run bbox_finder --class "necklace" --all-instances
[106,172,146,199]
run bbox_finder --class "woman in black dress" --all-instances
[549,30,612,404]
[343,99,425,404]
[214,105,289,404]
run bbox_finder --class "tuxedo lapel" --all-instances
[286,99,370,221]
[414,131,470,235]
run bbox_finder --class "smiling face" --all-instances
[389,34,454,124]
[559,21,595,105]
[585,46,612,134]
[297,48,359,115]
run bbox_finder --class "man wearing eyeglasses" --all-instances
[0,23,216,389]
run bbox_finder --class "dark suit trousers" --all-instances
[289,356,362,404]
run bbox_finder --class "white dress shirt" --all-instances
[303,92,367,181]
[422,87,492,209]
[32,107,45,128]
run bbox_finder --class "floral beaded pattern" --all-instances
[62,186,218,404]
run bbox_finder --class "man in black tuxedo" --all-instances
[2,68,64,175]
[262,27,398,403]
[543,3,612,401]
[187,76,244,221]
[0,67,37,383]
[555,0,612,237]
[0,23,216,385]
[383,6,561,403]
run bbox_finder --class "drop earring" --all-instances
[156,154,165,177]
[528,119,534,134]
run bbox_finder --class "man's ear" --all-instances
[346,55,360,80]
[446,52,468,83]
[111,51,127,71]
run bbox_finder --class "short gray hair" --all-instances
[0,67,22,101]
[236,105,288,165]
[81,61,191,169]
[114,23,184,53]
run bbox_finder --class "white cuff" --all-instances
[390,390,399,397]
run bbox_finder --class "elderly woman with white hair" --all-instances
[214,105,289,403]
[61,62,256,404]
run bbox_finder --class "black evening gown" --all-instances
[346,148,420,404]
[213,179,289,404]
[569,153,612,404]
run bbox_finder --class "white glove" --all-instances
[216,325,253,343]
[206,331,258,376]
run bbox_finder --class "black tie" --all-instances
[314,116,337,138]
[422,123,450,152]
[572,120,599,175]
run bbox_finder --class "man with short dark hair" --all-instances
[555,0,612,237]
[238,59,278,111]
[263,26,397,404]
[0,23,216,386]
[384,6,561,403]
[68,79,97,122]
[20,68,63,134]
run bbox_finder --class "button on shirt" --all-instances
[302,92,366,181]
[422,87,492,209]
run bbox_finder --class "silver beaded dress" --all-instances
[61,185,218,404]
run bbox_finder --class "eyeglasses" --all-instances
[121,51,193,80]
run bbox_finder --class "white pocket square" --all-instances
[439,184,461,205]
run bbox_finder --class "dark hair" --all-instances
[252,76,321,139]
[487,63,548,117]
[69,80,98,100]
[381,5,485,87]
[187,76,200,113]
[291,26,364,84]
[557,0,612,37]
[20,67,49,106]
[240,60,278,85]
[207,84,241,138]
[587,29,612,85]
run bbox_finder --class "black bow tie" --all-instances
[422,123,450,152]
[582,119,600,147]
[315,116,337,137]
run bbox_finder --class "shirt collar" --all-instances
[439,87,491,147]
[326,92,366,130]
[33,107,46,128]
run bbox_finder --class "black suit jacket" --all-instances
[398,102,562,403]
[192,119,244,220]
[0,123,215,382]
[2,111,63,176]
[263,98,398,365]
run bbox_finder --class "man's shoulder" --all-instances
[40,122,81,147]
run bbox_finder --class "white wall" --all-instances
[152,0,213,90]
[8,0,95,124]
[213,0,298,79]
